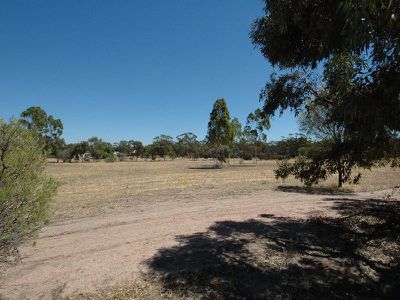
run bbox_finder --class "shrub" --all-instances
[0,119,57,260]
[104,153,117,163]
[56,148,72,162]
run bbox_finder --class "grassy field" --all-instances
[2,159,399,299]
[48,159,400,220]
[53,159,400,300]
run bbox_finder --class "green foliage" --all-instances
[131,141,144,158]
[149,135,176,160]
[87,137,113,159]
[104,153,117,163]
[0,119,57,259]
[231,118,242,143]
[113,140,132,156]
[243,108,271,161]
[274,159,292,181]
[70,141,90,159]
[113,140,144,158]
[175,132,200,158]
[275,156,328,187]
[20,106,64,156]
[207,99,234,147]
[56,147,73,162]
[244,108,270,143]
[251,0,399,68]
[206,99,235,164]
[275,102,364,187]
[251,0,400,166]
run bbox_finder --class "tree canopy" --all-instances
[207,99,234,147]
[206,99,235,165]
[251,0,400,166]
[20,106,64,155]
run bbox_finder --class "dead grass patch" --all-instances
[47,160,400,220]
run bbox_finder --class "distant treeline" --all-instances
[54,133,312,162]
[15,105,312,163]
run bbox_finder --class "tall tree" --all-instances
[87,137,113,159]
[20,106,64,155]
[114,140,132,156]
[244,108,270,163]
[251,0,400,166]
[176,132,199,158]
[230,117,243,160]
[207,99,234,146]
[70,141,90,160]
[206,99,234,164]
[152,135,176,160]
[131,140,144,159]
[231,118,243,143]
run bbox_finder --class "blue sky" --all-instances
[0,0,299,145]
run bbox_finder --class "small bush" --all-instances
[0,119,57,260]
[104,154,117,163]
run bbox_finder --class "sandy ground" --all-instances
[0,160,399,299]
[0,188,380,300]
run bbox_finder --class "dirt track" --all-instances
[0,188,371,299]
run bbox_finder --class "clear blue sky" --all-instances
[0,0,299,145]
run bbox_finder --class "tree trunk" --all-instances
[338,164,343,188]
[254,143,258,165]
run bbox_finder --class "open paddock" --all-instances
[48,159,400,220]
[1,160,399,299]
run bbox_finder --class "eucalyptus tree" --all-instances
[251,0,400,166]
[20,106,64,155]
[244,108,270,163]
[176,132,199,158]
[206,99,234,165]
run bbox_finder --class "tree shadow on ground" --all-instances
[188,163,257,170]
[276,185,354,195]
[146,197,400,299]
[188,165,222,170]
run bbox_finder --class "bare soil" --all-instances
[0,160,399,299]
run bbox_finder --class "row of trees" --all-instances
[55,131,312,163]
[42,99,309,163]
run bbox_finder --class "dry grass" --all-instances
[64,278,187,300]
[47,159,400,220]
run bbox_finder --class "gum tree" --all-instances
[206,99,234,165]
[251,0,400,167]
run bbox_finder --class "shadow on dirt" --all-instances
[146,197,400,299]
[276,185,354,195]
[188,163,257,170]
[188,165,222,170]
